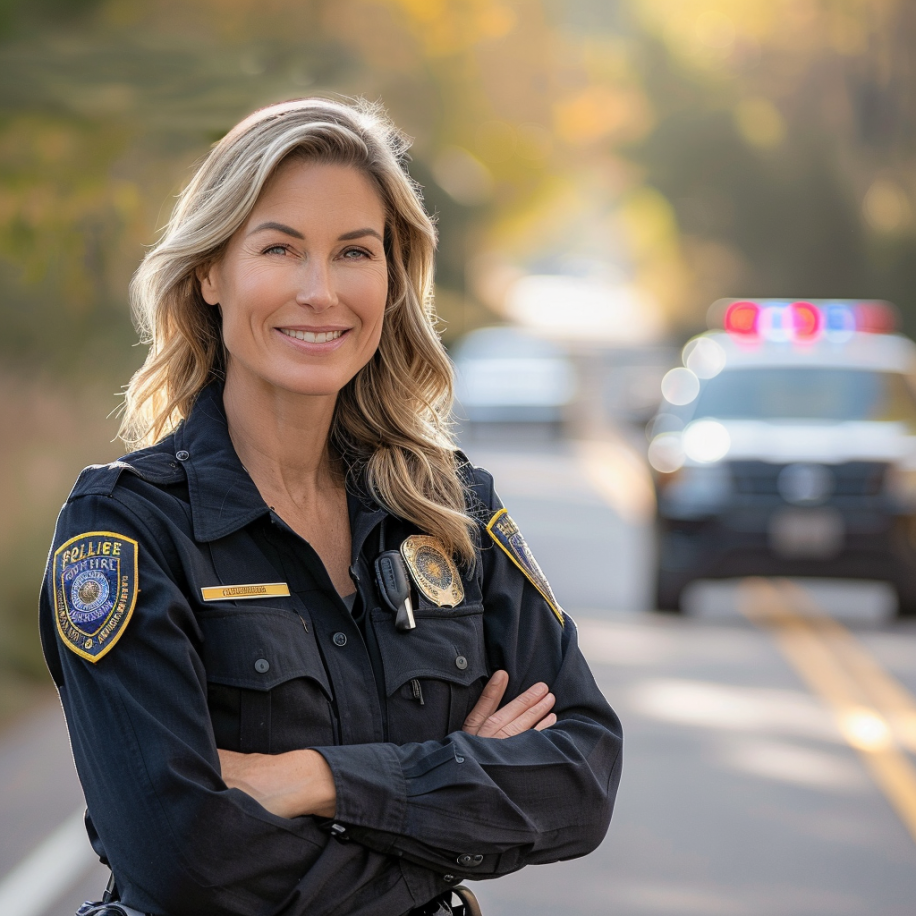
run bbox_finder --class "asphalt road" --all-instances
[3,429,916,915]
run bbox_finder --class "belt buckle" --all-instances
[414,885,482,916]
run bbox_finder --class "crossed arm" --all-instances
[218,670,557,819]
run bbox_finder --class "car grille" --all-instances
[728,461,888,498]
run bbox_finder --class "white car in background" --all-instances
[452,326,576,429]
[648,299,916,615]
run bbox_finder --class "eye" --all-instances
[262,244,289,256]
[342,246,372,260]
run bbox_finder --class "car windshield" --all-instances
[693,367,916,423]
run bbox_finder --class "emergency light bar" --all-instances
[708,299,898,343]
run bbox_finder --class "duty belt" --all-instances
[77,885,482,916]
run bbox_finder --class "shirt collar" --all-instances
[174,383,386,547]
[173,383,268,542]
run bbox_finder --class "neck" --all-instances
[222,369,341,501]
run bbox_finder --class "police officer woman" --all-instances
[40,98,622,916]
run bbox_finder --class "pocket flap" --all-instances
[372,605,487,696]
[198,608,331,695]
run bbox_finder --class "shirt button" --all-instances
[175,450,190,461]
[333,632,348,647]
[254,658,270,674]
[455,656,468,670]
[442,874,458,884]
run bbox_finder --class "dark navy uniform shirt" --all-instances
[39,384,622,916]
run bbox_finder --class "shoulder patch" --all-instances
[486,509,564,626]
[53,532,139,662]
[400,535,464,607]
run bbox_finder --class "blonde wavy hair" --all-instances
[121,98,476,563]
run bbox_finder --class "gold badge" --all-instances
[400,535,464,607]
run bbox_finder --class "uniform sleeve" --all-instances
[39,486,449,916]
[315,470,623,879]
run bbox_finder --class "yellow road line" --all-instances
[739,578,916,844]
[572,436,916,841]
[776,580,916,755]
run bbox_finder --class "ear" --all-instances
[196,262,220,306]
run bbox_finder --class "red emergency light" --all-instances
[790,301,821,340]
[713,298,897,342]
[855,301,897,334]
[723,301,759,336]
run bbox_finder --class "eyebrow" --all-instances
[249,221,304,239]
[247,222,384,243]
[337,227,384,243]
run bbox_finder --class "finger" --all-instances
[494,692,556,738]
[462,670,509,734]
[501,691,555,736]
[482,683,549,734]
[463,673,508,734]
[478,687,553,738]
[476,681,548,736]
[533,713,557,731]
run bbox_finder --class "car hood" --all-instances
[696,419,916,464]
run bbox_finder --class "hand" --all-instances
[218,748,336,819]
[462,670,557,738]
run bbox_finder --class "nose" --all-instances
[295,259,337,312]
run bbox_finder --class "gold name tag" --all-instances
[200,582,291,602]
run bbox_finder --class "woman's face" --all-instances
[199,159,388,401]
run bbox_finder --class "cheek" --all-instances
[351,269,388,334]
[219,266,287,329]
[234,262,289,305]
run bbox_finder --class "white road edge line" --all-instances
[0,808,97,916]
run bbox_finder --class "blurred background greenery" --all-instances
[2,0,915,715]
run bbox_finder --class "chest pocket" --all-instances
[199,607,336,754]
[372,604,488,744]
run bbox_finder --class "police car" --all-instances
[452,326,576,428]
[648,299,916,615]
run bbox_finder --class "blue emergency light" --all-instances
[709,299,897,344]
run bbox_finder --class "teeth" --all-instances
[280,329,344,343]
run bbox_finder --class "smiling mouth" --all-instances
[279,328,346,344]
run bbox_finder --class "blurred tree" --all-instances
[625,0,916,335]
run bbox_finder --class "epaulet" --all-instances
[68,462,134,500]
[67,448,186,501]
[455,451,494,524]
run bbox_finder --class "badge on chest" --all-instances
[399,535,464,608]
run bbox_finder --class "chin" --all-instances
[271,368,363,398]
[226,352,371,401]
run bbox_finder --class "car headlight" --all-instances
[682,420,731,463]
[648,420,731,476]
